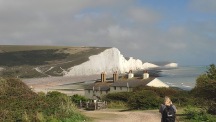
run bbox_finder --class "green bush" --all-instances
[171,91,197,107]
[103,87,194,110]
[0,77,89,122]
[103,92,132,102]
[70,94,88,105]
[134,86,177,97]
[127,90,162,110]
[183,106,216,122]
[133,86,195,107]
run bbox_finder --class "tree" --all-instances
[206,64,216,80]
[193,64,216,114]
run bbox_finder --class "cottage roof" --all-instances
[85,81,113,91]
[85,77,158,90]
[110,77,155,88]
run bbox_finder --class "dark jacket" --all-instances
[159,104,177,122]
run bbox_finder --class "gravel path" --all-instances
[83,109,161,122]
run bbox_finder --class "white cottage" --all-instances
[110,77,169,93]
[85,71,169,99]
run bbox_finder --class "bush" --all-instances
[134,86,178,97]
[183,106,216,122]
[0,78,89,122]
[133,86,195,107]
[70,94,88,105]
[171,91,196,107]
[128,90,162,110]
[103,87,194,110]
[207,102,216,115]
[103,92,132,102]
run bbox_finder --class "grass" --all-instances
[0,49,69,66]
[107,101,128,109]
[0,45,69,52]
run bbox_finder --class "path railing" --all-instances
[78,100,107,110]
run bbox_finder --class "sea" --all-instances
[157,66,208,90]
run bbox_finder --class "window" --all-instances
[114,86,116,90]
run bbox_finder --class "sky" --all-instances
[0,0,216,66]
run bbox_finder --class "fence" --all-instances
[78,100,107,110]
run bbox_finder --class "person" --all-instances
[159,96,177,122]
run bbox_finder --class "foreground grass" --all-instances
[0,77,89,122]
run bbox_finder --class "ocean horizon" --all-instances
[158,65,207,90]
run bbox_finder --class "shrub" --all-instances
[134,86,178,97]
[70,94,88,105]
[127,90,162,110]
[183,106,216,122]
[0,78,89,122]
[171,90,196,107]
[103,92,132,102]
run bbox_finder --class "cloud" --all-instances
[189,0,216,12]
[128,7,161,23]
[0,0,215,65]
[108,26,132,41]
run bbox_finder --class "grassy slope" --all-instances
[0,45,110,78]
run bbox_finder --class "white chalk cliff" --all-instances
[64,48,161,76]
[164,63,178,68]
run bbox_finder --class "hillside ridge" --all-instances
[0,45,177,78]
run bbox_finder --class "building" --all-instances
[84,71,169,99]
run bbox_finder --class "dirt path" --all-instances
[83,109,161,122]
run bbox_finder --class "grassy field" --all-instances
[0,45,110,78]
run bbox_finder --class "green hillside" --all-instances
[0,45,110,78]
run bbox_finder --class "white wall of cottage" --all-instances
[84,90,108,99]
[110,86,131,93]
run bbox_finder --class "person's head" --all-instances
[164,96,172,106]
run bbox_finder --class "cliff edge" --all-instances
[64,48,159,76]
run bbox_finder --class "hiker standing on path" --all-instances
[159,96,177,122]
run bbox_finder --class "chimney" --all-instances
[101,72,104,82]
[113,71,118,82]
[103,72,106,82]
[101,72,106,82]
[143,70,149,79]
[128,70,134,79]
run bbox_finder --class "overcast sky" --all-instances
[0,0,216,66]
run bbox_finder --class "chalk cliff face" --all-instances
[164,63,178,68]
[64,48,160,76]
